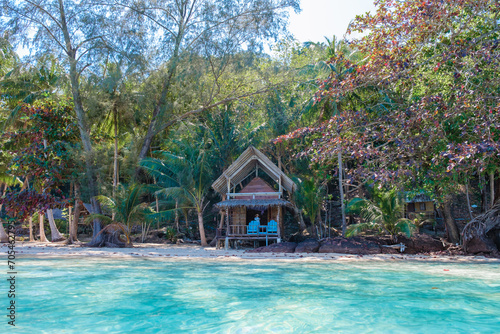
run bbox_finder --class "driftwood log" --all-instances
[462,203,500,255]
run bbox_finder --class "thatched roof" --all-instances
[406,194,433,203]
[212,146,296,195]
[215,199,292,210]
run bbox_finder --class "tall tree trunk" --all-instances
[465,181,473,220]
[490,171,495,207]
[0,221,8,243]
[136,25,184,172]
[197,207,208,246]
[46,209,65,242]
[317,211,324,239]
[58,0,103,245]
[71,200,81,243]
[290,203,307,234]
[175,200,179,233]
[0,199,8,243]
[442,195,460,244]
[29,216,34,242]
[481,174,488,212]
[209,208,226,247]
[113,104,118,220]
[495,177,500,205]
[184,210,189,236]
[70,183,81,243]
[39,213,48,242]
[338,150,347,237]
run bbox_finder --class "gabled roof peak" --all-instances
[212,146,296,195]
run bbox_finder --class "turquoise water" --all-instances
[4,257,500,333]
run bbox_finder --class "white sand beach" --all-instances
[4,242,499,263]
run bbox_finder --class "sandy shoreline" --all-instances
[2,242,499,263]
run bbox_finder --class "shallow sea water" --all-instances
[4,257,500,333]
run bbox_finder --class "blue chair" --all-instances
[248,220,259,235]
[267,220,278,234]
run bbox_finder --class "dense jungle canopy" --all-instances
[1,0,499,250]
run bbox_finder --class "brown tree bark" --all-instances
[29,216,34,242]
[481,174,488,212]
[209,207,226,247]
[113,103,119,214]
[197,208,208,247]
[442,195,460,244]
[0,222,8,243]
[46,209,65,242]
[39,214,49,242]
[0,196,8,243]
[70,202,81,243]
[490,171,495,208]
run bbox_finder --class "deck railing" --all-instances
[227,225,278,236]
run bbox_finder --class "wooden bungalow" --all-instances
[212,146,297,249]
[405,194,435,221]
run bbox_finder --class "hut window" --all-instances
[419,203,426,211]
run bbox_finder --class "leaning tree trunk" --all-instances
[197,208,208,247]
[39,214,49,242]
[290,202,307,234]
[209,207,226,247]
[46,209,65,242]
[442,195,460,244]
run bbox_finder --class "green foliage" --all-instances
[87,184,154,244]
[294,175,325,231]
[140,141,213,214]
[164,227,178,243]
[346,187,416,239]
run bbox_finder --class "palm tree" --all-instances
[0,173,23,243]
[140,143,213,246]
[86,184,153,246]
[85,62,140,201]
[346,187,415,240]
[294,176,326,237]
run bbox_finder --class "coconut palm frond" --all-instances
[95,195,116,210]
[346,222,380,237]
[84,214,113,225]
[155,187,188,201]
[346,187,416,238]
[395,219,416,237]
[140,158,180,188]
[147,206,193,222]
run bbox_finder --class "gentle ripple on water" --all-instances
[1,257,500,333]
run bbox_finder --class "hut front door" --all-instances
[246,208,267,225]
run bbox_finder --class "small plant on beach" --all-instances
[346,187,416,240]
[85,184,154,246]
[164,227,178,243]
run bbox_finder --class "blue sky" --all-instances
[288,0,376,43]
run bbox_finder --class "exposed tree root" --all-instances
[463,203,500,255]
